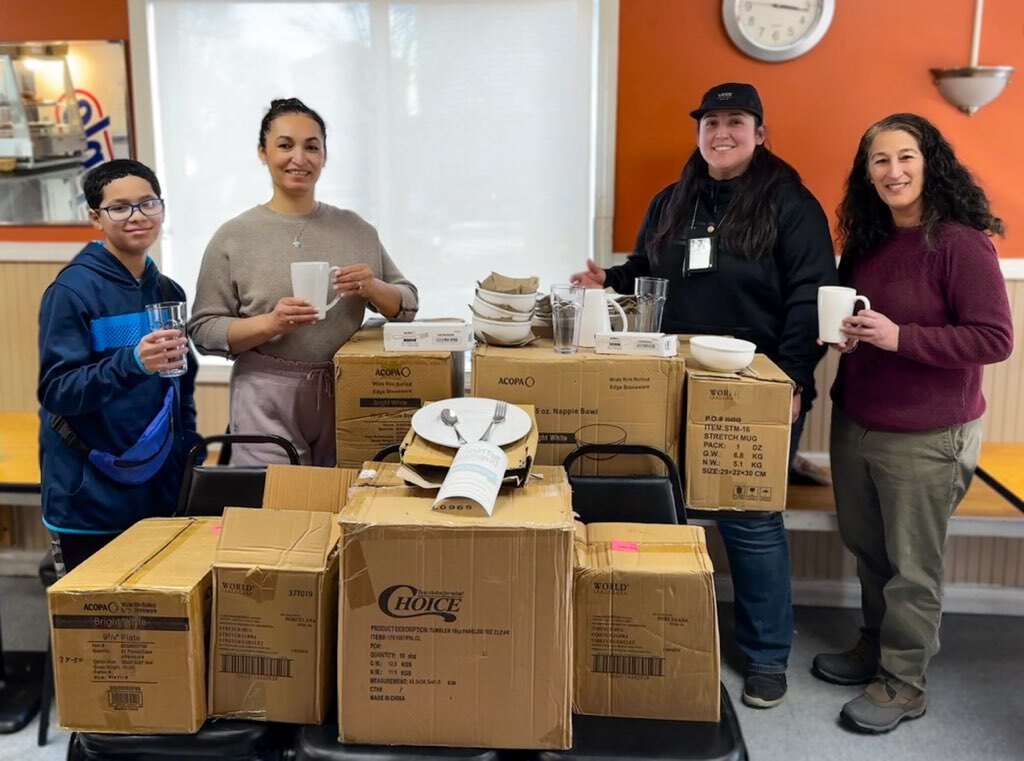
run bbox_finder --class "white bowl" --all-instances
[473,315,533,344]
[689,335,756,372]
[475,287,538,313]
[472,296,533,322]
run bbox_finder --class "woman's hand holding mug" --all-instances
[332,264,376,298]
[270,296,319,335]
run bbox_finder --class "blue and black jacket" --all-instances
[37,242,199,534]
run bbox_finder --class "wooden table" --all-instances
[0,412,41,506]
[975,443,1024,514]
[0,412,42,733]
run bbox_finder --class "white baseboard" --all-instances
[714,576,1024,616]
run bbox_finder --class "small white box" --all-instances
[594,332,678,358]
[383,321,475,352]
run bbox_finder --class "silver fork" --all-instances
[479,401,508,442]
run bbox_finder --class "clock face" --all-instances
[723,0,835,62]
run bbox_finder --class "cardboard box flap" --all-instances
[263,464,359,511]
[400,404,538,472]
[50,517,220,592]
[684,354,793,384]
[215,507,338,570]
[340,485,574,530]
[578,522,713,574]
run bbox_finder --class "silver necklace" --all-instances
[268,202,320,248]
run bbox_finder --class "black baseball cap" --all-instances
[690,83,764,122]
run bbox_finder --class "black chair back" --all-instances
[372,443,403,462]
[563,444,686,525]
[176,434,301,517]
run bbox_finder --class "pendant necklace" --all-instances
[689,194,727,234]
[268,202,320,248]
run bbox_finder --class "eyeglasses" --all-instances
[97,198,165,221]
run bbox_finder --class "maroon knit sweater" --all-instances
[831,224,1013,433]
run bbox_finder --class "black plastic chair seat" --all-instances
[177,433,301,517]
[74,719,287,760]
[537,685,747,761]
[563,444,686,525]
[294,724,504,760]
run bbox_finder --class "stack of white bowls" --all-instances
[472,286,539,344]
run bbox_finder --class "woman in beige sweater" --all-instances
[189,98,419,466]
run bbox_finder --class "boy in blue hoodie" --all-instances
[38,159,199,574]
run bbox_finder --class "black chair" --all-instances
[176,433,301,517]
[68,720,292,760]
[535,685,747,761]
[558,445,748,761]
[563,444,686,525]
[371,443,402,462]
[36,551,59,746]
[293,723,505,760]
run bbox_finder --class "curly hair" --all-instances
[649,139,802,263]
[258,97,327,149]
[836,113,1002,282]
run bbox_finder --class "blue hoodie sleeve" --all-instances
[38,281,151,416]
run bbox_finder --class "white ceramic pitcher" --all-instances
[578,289,627,348]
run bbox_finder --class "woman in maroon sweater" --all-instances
[812,113,1013,734]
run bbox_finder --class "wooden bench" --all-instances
[784,443,1024,538]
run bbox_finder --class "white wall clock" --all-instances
[722,0,835,62]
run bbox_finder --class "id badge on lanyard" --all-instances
[683,194,722,276]
[685,235,717,275]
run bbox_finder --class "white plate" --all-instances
[411,398,532,449]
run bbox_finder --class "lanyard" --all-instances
[689,193,727,235]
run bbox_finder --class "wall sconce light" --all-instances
[930,0,1013,116]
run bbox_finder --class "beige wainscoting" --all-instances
[3,262,1023,601]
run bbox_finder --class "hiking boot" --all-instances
[742,672,787,709]
[840,676,926,733]
[812,636,879,685]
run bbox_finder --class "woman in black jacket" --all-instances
[573,82,838,709]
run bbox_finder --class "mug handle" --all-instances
[324,266,343,312]
[608,298,628,332]
[854,295,871,314]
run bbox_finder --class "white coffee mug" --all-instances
[291,262,342,320]
[578,289,627,348]
[818,286,871,344]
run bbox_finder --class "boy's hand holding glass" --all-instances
[137,329,188,376]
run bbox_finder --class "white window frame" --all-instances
[126,0,619,383]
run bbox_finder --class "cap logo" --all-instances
[717,92,732,100]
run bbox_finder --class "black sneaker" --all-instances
[742,672,787,709]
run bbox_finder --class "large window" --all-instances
[134,0,614,357]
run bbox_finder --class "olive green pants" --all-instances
[830,407,982,691]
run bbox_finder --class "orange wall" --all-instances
[4,1,1022,257]
[1,0,130,243]
[614,0,1024,257]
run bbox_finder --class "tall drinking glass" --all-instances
[145,301,188,378]
[635,277,669,333]
[550,285,584,354]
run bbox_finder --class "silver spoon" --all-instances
[440,408,467,445]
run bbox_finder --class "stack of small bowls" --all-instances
[471,286,539,344]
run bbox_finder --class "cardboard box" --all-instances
[48,518,220,733]
[383,320,475,352]
[338,484,575,749]
[573,522,720,722]
[684,355,793,511]
[209,507,339,724]
[471,342,687,474]
[263,464,363,511]
[335,326,465,468]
